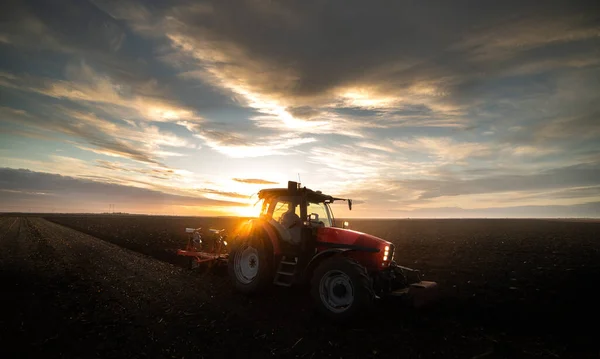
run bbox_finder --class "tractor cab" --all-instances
[256,181,344,248]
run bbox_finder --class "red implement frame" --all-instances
[176,249,228,264]
[177,228,229,265]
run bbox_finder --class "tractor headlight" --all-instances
[383,245,389,261]
[223,241,228,246]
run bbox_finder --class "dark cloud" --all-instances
[1,0,146,85]
[0,106,163,165]
[232,178,278,185]
[1,0,124,52]
[334,107,384,118]
[77,139,162,165]
[537,111,600,141]
[0,0,232,124]
[95,160,177,180]
[0,126,57,141]
[396,163,600,200]
[545,186,600,200]
[287,106,322,120]
[0,168,239,210]
[383,202,600,218]
[159,0,598,100]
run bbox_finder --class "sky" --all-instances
[1,0,599,218]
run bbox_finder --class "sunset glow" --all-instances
[229,204,263,218]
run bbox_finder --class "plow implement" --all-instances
[177,227,228,268]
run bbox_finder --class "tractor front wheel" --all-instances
[228,235,272,294]
[310,256,374,321]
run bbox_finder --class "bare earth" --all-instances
[1,216,599,358]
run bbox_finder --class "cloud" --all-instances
[199,188,249,199]
[0,153,224,211]
[1,106,165,165]
[393,137,492,163]
[176,118,319,158]
[308,146,391,181]
[0,100,197,166]
[397,163,600,200]
[356,142,397,154]
[458,15,600,63]
[0,167,240,212]
[0,63,200,124]
[114,0,482,138]
[381,202,600,219]
[95,160,180,180]
[537,111,600,140]
[147,1,596,125]
[232,178,278,185]
[1,0,600,217]
[193,128,316,158]
[87,0,600,157]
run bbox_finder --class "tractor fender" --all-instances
[237,219,281,256]
[302,248,353,283]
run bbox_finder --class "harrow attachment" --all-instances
[177,227,228,268]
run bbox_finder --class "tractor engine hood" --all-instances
[316,227,391,252]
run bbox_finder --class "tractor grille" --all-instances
[389,244,395,262]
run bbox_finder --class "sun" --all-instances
[230,204,262,218]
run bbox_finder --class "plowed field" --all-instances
[1,215,599,358]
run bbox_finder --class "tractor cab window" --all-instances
[265,197,302,227]
[307,202,332,227]
[273,202,300,222]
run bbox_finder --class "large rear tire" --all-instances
[310,255,374,321]
[228,234,273,294]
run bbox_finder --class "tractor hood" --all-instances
[316,227,391,252]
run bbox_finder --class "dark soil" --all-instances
[44,214,248,267]
[1,215,599,358]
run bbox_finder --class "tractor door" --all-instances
[264,195,303,245]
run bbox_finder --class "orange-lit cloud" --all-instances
[232,178,278,185]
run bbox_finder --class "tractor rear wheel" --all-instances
[310,256,374,321]
[228,234,273,294]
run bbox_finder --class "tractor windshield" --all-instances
[307,201,332,227]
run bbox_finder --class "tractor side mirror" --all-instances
[309,213,319,222]
[348,199,352,211]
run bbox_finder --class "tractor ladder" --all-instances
[273,256,298,287]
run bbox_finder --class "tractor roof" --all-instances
[258,181,342,203]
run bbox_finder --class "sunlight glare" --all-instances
[230,203,262,218]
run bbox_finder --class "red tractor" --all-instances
[225,181,437,320]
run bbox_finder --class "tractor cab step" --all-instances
[273,256,298,287]
[276,271,294,276]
